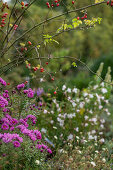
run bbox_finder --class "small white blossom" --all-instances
[41,128,47,133]
[44,109,48,114]
[67,88,71,93]
[62,85,66,91]
[99,138,105,143]
[67,134,73,140]
[101,88,107,94]
[91,161,96,167]
[72,88,78,93]
[35,160,40,165]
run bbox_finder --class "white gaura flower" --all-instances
[85,123,88,127]
[99,138,105,143]
[67,134,73,140]
[50,120,54,124]
[67,88,71,93]
[89,94,93,98]
[102,158,106,163]
[62,85,66,91]
[72,102,76,107]
[99,105,103,109]
[53,126,57,129]
[83,92,88,97]
[75,127,79,132]
[91,161,96,167]
[101,82,104,87]
[40,78,44,82]
[101,88,107,94]
[44,109,47,114]
[94,136,97,140]
[100,124,104,129]
[88,135,94,140]
[76,98,80,102]
[72,88,78,93]
[54,136,58,139]
[93,85,98,89]
[99,132,103,135]
[100,119,105,123]
[107,112,111,116]
[91,130,96,134]
[89,110,93,114]
[84,116,88,120]
[79,102,84,108]
[35,160,40,165]
[41,128,47,133]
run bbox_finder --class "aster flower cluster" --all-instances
[0,114,52,154]
[0,77,6,86]
[0,95,8,108]
[17,83,25,90]
[23,88,34,98]
[2,90,9,101]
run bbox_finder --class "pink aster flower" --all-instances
[17,83,25,90]
[1,123,9,130]
[13,141,21,147]
[0,77,6,86]
[47,148,52,154]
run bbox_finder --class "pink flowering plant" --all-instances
[0,78,52,169]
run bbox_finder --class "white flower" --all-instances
[41,128,47,133]
[44,109,47,114]
[53,126,57,129]
[59,149,64,153]
[94,136,97,140]
[99,138,105,143]
[88,135,94,140]
[84,116,88,120]
[67,114,73,119]
[79,102,84,108]
[51,110,54,114]
[67,134,73,140]
[89,110,93,114]
[50,120,54,124]
[35,160,40,165]
[72,88,78,93]
[93,85,98,89]
[91,130,96,134]
[100,124,104,129]
[99,105,103,109]
[75,127,79,132]
[100,119,105,123]
[85,123,88,127]
[107,112,111,116]
[76,136,79,139]
[62,85,66,91]
[91,161,96,167]
[76,98,79,102]
[40,78,44,82]
[101,82,104,87]
[89,94,93,98]
[101,88,107,94]
[99,132,103,135]
[102,158,106,163]
[54,136,58,139]
[72,102,76,107]
[67,88,71,93]
[83,92,88,97]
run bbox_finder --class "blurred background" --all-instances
[1,0,113,90]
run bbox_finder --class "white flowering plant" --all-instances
[35,63,112,150]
